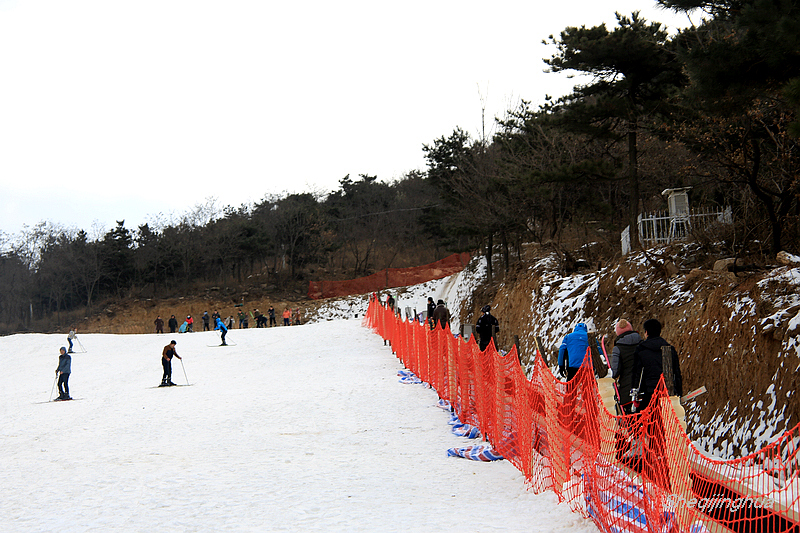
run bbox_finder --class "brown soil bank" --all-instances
[62,288,325,335]
[472,245,800,458]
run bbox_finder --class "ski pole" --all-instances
[50,373,58,401]
[631,369,645,413]
[180,358,189,386]
[77,336,86,352]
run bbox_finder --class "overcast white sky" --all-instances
[0,0,693,240]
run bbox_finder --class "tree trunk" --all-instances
[628,128,641,250]
[501,228,510,275]
[485,233,494,284]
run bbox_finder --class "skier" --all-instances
[215,317,228,346]
[610,319,642,414]
[475,305,500,351]
[161,340,182,386]
[168,314,179,333]
[67,327,77,353]
[283,308,291,326]
[558,323,590,381]
[55,346,72,400]
[154,315,164,334]
[268,306,276,327]
[186,315,194,332]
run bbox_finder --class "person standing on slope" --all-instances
[215,317,228,346]
[161,340,182,386]
[268,306,276,327]
[558,323,590,381]
[610,319,642,414]
[168,314,179,334]
[475,305,500,351]
[55,346,72,400]
[154,315,164,334]
[432,300,450,330]
[67,327,77,353]
[426,297,436,330]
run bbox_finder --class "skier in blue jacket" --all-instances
[215,317,228,346]
[558,323,590,381]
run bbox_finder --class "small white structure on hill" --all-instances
[621,187,731,254]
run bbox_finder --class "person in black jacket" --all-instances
[168,315,179,334]
[629,318,683,490]
[631,319,683,412]
[426,297,436,330]
[475,305,500,351]
[611,319,642,414]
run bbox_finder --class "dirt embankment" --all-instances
[63,288,328,335]
[461,247,800,457]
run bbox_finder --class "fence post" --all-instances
[587,332,608,378]
[513,335,523,367]
[661,345,676,396]
[534,336,547,366]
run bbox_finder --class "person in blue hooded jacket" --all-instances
[215,317,228,346]
[558,323,590,381]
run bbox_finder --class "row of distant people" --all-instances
[153,307,301,333]
[375,293,501,353]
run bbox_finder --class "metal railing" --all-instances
[622,206,732,253]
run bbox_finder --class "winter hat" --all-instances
[481,305,490,313]
[60,346,67,353]
[437,299,445,305]
[615,319,633,337]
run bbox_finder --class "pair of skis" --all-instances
[207,331,236,347]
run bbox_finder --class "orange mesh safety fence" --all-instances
[308,252,471,299]
[364,297,800,533]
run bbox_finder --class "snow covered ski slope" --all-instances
[0,319,597,532]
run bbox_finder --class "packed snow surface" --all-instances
[0,320,598,532]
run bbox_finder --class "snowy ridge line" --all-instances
[365,298,800,533]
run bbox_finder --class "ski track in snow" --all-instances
[0,321,597,533]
